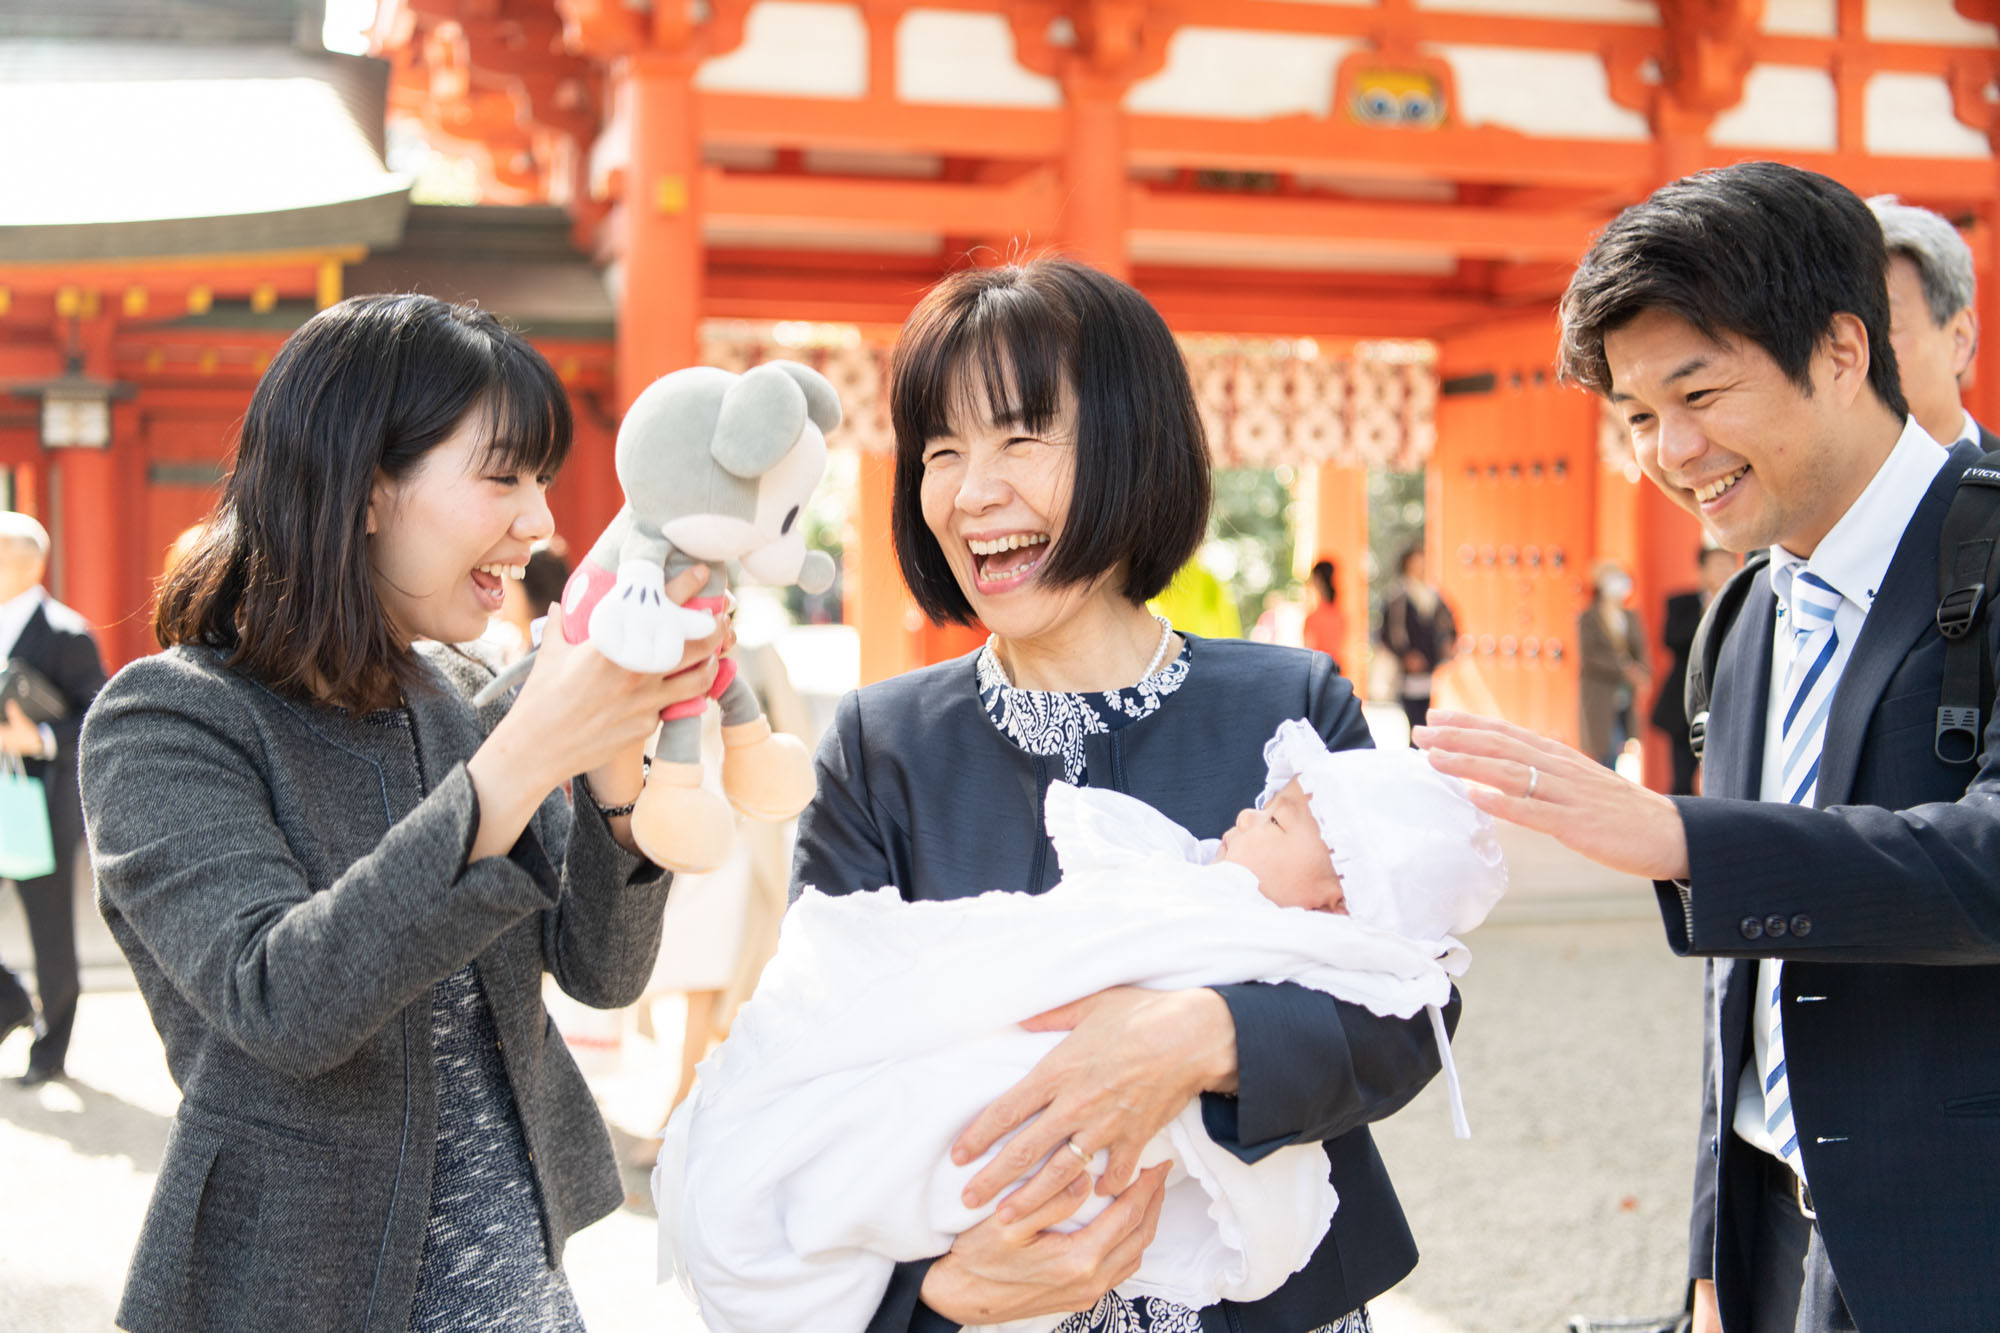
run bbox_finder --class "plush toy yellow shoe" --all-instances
[720,718,817,822]
[629,761,737,874]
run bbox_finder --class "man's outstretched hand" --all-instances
[1414,709,1691,882]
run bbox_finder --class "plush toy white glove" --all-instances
[589,561,718,673]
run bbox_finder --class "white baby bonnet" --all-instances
[1255,719,1509,1135]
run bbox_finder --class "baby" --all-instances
[656,720,1507,1333]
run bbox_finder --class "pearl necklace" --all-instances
[987,614,1176,689]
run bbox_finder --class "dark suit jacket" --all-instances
[796,637,1453,1333]
[1650,591,1704,737]
[1652,440,2000,1330]
[8,595,107,860]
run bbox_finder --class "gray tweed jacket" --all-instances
[81,643,672,1333]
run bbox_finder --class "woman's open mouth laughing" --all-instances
[469,560,525,612]
[967,532,1050,595]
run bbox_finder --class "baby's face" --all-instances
[1217,778,1347,914]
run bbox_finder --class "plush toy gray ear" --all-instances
[764,359,843,434]
[712,363,809,480]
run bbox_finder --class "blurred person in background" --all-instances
[0,512,107,1087]
[488,545,573,663]
[1578,560,1651,770]
[629,641,809,1168]
[1379,543,1455,742]
[1867,194,1992,451]
[1653,547,1740,794]
[1301,558,1346,673]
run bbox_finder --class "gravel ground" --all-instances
[1371,912,1705,1333]
[0,824,1705,1333]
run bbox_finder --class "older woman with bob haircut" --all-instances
[81,293,726,1333]
[793,258,1454,1333]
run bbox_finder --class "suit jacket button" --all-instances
[1740,916,1765,940]
[1790,914,1812,937]
[1765,914,1789,938]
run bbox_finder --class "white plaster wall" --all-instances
[1126,29,1359,119]
[1436,46,1652,140]
[1414,0,1657,20]
[1763,0,1836,37]
[695,2,868,98]
[1866,0,1999,44]
[1708,65,1837,151]
[1866,72,1992,158]
[897,10,1060,107]
[1128,233,1459,273]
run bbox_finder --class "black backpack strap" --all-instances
[1686,551,1771,764]
[1933,454,2000,764]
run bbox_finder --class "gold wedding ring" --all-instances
[1064,1139,1092,1168]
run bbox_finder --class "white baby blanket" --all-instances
[656,783,1474,1333]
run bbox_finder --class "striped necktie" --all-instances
[1777,569,1844,808]
[1764,565,1845,1176]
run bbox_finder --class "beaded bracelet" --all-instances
[577,757,649,819]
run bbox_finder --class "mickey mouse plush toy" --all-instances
[479,361,838,872]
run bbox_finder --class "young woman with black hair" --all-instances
[81,293,725,1333]
[795,259,1454,1333]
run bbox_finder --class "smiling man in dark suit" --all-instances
[0,513,107,1087]
[1415,162,2000,1332]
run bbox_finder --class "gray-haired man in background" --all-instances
[1868,194,1993,451]
[0,514,107,1086]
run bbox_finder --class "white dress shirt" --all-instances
[0,583,57,760]
[1955,408,1983,450]
[1730,417,1947,1161]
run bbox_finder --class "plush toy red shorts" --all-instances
[562,562,735,721]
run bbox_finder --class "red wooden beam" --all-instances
[703,166,1062,237]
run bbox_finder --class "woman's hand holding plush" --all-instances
[466,563,728,860]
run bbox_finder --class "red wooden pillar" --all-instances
[1062,76,1130,278]
[47,447,116,633]
[1017,2,1173,279]
[618,47,703,410]
[50,314,129,655]
[850,449,913,686]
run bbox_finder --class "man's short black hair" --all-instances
[1559,161,1908,422]
[888,258,1211,626]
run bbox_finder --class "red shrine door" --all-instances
[1431,313,1601,750]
